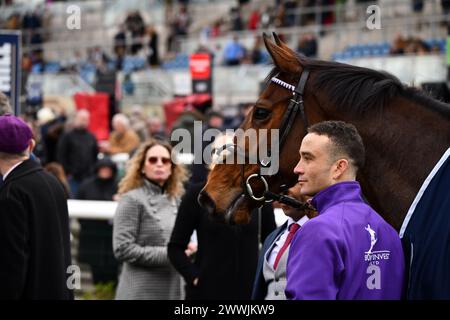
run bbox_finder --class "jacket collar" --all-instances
[1,159,42,186]
[143,178,166,194]
[311,181,364,214]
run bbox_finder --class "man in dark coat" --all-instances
[0,114,73,300]
[57,109,98,197]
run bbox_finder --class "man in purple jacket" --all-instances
[285,121,405,300]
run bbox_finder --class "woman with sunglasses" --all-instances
[113,139,188,300]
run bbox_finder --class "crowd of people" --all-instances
[390,33,444,55]
[0,90,407,300]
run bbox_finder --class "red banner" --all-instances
[73,92,110,141]
[190,53,211,79]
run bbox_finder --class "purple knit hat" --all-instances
[0,114,33,154]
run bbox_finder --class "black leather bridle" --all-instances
[214,69,312,221]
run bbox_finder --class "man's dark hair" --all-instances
[206,110,224,120]
[307,120,365,171]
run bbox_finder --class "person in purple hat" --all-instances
[0,92,13,187]
[0,114,73,299]
[285,121,405,300]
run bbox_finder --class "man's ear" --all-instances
[29,139,36,153]
[333,158,349,180]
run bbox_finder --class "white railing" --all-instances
[67,199,288,226]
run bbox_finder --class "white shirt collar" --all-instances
[2,161,24,181]
[287,214,309,229]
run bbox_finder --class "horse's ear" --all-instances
[272,32,283,46]
[272,32,296,52]
[263,33,302,74]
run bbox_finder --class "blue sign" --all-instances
[0,31,21,115]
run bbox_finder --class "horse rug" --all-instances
[400,148,450,299]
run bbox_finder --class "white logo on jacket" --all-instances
[363,224,391,290]
[365,224,377,254]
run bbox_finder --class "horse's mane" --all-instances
[266,56,450,118]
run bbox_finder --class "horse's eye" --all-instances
[253,107,271,120]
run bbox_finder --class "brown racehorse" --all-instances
[199,33,450,233]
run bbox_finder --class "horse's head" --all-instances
[199,33,322,224]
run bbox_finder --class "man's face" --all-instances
[113,119,126,134]
[208,116,223,129]
[74,111,90,129]
[293,133,336,197]
[98,166,113,179]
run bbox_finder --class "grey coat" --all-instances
[113,180,181,300]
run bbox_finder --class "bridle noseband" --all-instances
[241,69,311,201]
[211,69,311,221]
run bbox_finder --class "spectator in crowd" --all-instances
[168,133,277,299]
[188,110,224,185]
[114,24,127,70]
[390,33,407,55]
[273,3,286,28]
[412,0,424,13]
[77,157,119,286]
[390,34,431,55]
[87,46,110,69]
[124,11,145,54]
[285,121,405,299]
[442,0,450,15]
[283,0,297,27]
[30,29,44,58]
[0,114,73,299]
[37,106,66,164]
[100,113,140,156]
[230,7,243,31]
[0,92,12,116]
[252,183,316,300]
[44,162,72,198]
[129,105,149,142]
[174,5,190,36]
[248,8,260,30]
[113,139,189,299]
[57,109,98,197]
[296,34,318,58]
[147,116,167,140]
[223,36,246,66]
[249,36,266,64]
[0,92,13,187]
[204,110,224,132]
[404,37,431,55]
[260,5,273,28]
[146,25,160,66]
[211,19,223,37]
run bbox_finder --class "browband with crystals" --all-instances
[271,77,296,92]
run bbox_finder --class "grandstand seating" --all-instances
[332,38,446,61]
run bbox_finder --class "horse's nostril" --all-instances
[198,190,216,215]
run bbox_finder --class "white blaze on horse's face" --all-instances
[209,133,235,170]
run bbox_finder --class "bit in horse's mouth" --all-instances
[224,193,246,223]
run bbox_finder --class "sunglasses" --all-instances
[147,156,172,165]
